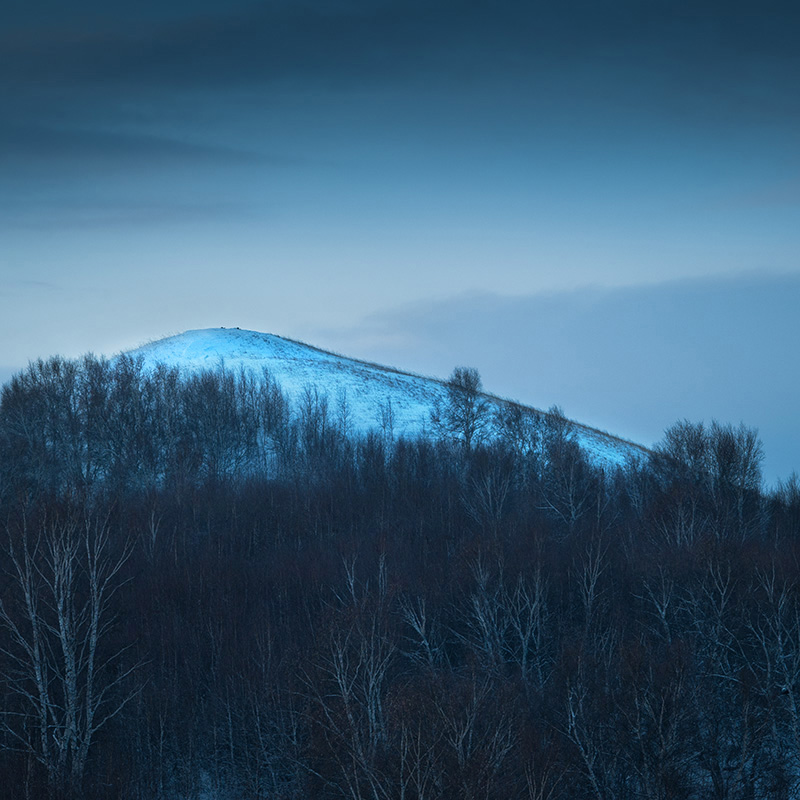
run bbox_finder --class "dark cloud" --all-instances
[324,272,800,484]
[3,0,799,170]
[1,1,456,90]
[3,0,798,96]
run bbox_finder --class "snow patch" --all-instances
[126,328,646,469]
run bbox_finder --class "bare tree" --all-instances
[431,367,491,452]
[615,653,696,800]
[0,511,139,798]
[306,558,396,800]
[432,676,516,800]
[457,558,506,674]
[652,419,764,543]
[461,449,514,531]
[504,569,551,690]
[575,536,608,641]
[539,408,596,535]
[707,421,764,541]
[744,568,800,794]
[563,676,613,800]
[685,562,763,799]
[399,596,446,671]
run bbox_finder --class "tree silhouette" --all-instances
[432,367,491,451]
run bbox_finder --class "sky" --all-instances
[1,0,799,484]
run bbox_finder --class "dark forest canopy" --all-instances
[1,355,799,799]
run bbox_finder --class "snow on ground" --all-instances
[126,328,647,469]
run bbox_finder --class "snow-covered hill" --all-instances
[126,327,647,468]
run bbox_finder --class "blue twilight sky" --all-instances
[1,0,799,483]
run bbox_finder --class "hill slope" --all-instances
[126,327,647,467]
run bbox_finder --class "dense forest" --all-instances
[1,355,800,800]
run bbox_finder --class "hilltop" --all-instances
[127,327,647,468]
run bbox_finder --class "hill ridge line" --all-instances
[167,327,650,457]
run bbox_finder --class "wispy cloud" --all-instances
[2,279,62,292]
[0,199,261,230]
[0,125,273,166]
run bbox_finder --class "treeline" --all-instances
[1,356,800,799]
